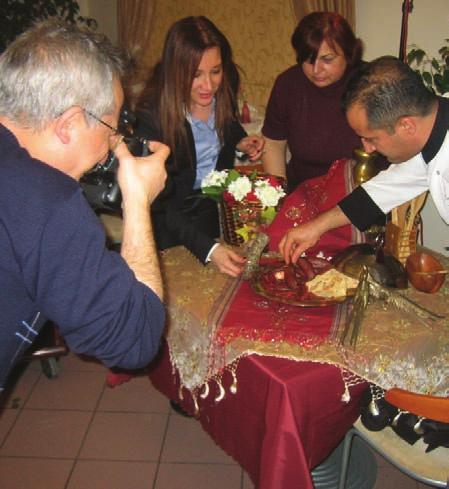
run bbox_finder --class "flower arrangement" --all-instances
[201,169,286,243]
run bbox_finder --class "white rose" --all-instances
[255,184,286,207]
[201,170,228,188]
[227,176,252,201]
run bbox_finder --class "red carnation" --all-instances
[223,191,236,204]
[266,175,281,187]
[246,190,259,202]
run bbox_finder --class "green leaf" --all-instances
[235,226,251,242]
[249,170,258,181]
[407,49,417,64]
[260,206,277,224]
[0,0,97,52]
[422,71,433,86]
[225,169,241,185]
[413,49,426,65]
[438,45,449,56]
[201,186,224,202]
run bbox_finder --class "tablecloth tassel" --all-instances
[341,382,351,403]
[200,381,210,399]
[214,377,226,402]
[178,384,184,401]
[192,392,200,416]
[229,367,238,394]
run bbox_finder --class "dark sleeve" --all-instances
[33,191,165,369]
[164,120,224,263]
[154,119,245,263]
[338,186,386,231]
[262,73,288,141]
[136,112,244,262]
[217,118,247,170]
[165,194,218,262]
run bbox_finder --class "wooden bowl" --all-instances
[405,252,447,293]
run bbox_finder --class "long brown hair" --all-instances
[139,16,240,167]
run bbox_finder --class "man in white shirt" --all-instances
[279,56,447,263]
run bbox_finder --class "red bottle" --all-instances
[240,101,251,124]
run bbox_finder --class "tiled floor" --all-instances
[0,353,437,489]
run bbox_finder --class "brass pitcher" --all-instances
[353,148,380,185]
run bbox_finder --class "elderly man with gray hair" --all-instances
[0,20,169,390]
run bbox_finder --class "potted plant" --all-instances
[407,40,449,95]
[0,0,96,53]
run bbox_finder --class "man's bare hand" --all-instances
[114,139,169,207]
[279,222,321,264]
[279,207,350,264]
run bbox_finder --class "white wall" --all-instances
[356,0,449,255]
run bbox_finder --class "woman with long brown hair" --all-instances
[136,16,263,277]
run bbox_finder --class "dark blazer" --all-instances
[135,106,247,263]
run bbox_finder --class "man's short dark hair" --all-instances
[342,56,436,131]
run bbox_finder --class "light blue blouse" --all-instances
[187,103,221,189]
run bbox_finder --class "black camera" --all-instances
[80,109,149,213]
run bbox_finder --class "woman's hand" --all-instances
[236,135,265,161]
[210,244,246,277]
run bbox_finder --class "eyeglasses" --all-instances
[84,109,119,135]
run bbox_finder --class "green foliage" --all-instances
[0,0,97,53]
[407,40,449,95]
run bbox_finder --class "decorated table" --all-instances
[149,249,448,489]
[144,159,449,489]
[100,158,449,489]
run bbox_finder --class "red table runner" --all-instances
[216,158,362,351]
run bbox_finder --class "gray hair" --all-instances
[0,19,127,129]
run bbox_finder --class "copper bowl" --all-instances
[405,252,447,293]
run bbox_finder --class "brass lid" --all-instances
[353,148,379,163]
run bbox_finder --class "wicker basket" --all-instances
[219,173,286,246]
[220,199,264,246]
[384,221,419,265]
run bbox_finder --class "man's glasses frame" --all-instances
[84,109,120,136]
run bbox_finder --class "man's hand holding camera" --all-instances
[114,138,169,209]
[113,139,170,300]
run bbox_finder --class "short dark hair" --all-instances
[291,11,362,69]
[342,56,436,131]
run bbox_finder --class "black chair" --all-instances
[22,321,68,379]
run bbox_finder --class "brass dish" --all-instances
[251,257,354,307]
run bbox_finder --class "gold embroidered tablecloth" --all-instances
[99,203,449,398]
[161,246,449,398]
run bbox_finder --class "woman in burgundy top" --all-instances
[262,12,363,192]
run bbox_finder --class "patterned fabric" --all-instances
[161,159,449,404]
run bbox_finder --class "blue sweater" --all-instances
[0,124,165,389]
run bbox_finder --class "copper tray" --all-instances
[250,257,353,307]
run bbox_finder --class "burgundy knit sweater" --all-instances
[263,64,361,191]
